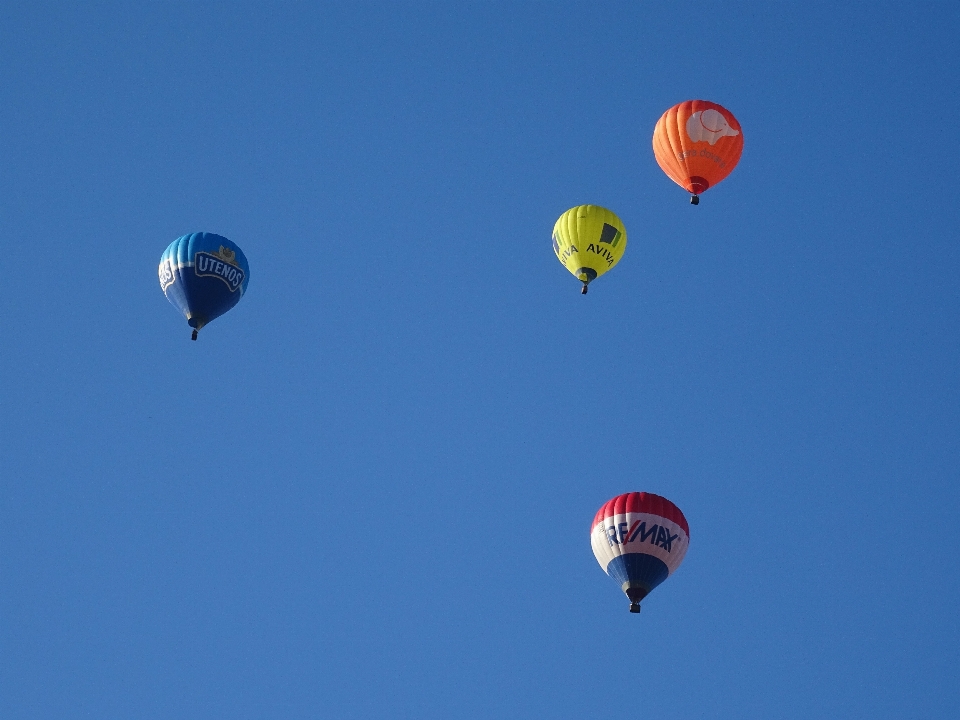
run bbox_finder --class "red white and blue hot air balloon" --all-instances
[591,492,689,613]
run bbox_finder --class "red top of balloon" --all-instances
[592,492,690,537]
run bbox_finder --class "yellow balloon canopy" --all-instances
[552,205,626,293]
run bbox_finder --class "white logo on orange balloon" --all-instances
[686,108,739,146]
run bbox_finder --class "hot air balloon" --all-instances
[591,492,689,613]
[652,100,743,204]
[158,232,250,340]
[553,205,626,294]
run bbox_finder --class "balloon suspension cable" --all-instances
[581,282,589,295]
[629,602,641,614]
[191,329,198,341]
[690,194,700,205]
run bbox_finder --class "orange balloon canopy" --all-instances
[652,100,743,202]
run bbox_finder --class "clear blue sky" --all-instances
[2,3,959,718]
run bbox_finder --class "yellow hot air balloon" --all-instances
[552,205,627,294]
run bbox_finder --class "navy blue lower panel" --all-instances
[606,553,669,595]
[165,268,242,327]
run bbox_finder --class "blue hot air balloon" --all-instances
[158,232,250,340]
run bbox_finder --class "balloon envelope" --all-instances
[159,232,250,337]
[552,205,626,292]
[591,492,689,611]
[652,100,743,200]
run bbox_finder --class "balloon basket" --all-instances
[690,194,700,205]
[191,329,198,341]
[629,603,641,613]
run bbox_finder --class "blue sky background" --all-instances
[2,3,959,718]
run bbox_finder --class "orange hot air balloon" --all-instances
[652,100,743,205]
